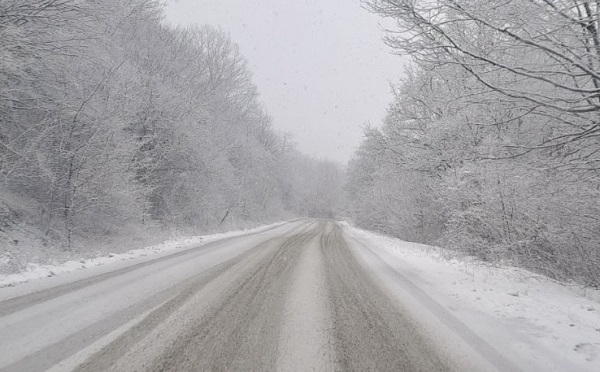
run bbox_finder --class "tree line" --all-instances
[0,0,343,251]
[347,0,600,286]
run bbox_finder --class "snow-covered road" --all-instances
[0,220,598,371]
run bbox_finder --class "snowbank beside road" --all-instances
[344,223,600,372]
[0,221,287,288]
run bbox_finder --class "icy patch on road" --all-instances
[0,221,287,288]
[343,223,600,372]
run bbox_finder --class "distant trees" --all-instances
[0,0,343,250]
[282,153,344,218]
[348,0,600,286]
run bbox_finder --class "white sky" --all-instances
[163,0,405,164]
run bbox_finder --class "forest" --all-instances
[346,0,600,286]
[2,0,599,288]
[0,0,342,267]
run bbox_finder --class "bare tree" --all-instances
[366,0,600,170]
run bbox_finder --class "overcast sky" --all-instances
[163,0,404,164]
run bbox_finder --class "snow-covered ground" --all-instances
[344,223,600,372]
[3,219,598,371]
[0,221,287,289]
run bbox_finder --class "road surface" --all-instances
[0,220,506,371]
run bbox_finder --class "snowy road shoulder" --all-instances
[343,223,600,372]
[0,221,289,291]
